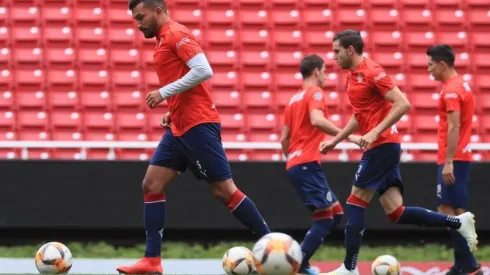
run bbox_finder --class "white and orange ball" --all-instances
[252,232,302,275]
[35,242,73,274]
[222,246,255,275]
[371,255,401,275]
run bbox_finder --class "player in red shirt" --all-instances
[117,1,271,274]
[280,54,360,275]
[318,30,478,275]
[427,44,482,275]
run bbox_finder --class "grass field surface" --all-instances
[3,241,490,261]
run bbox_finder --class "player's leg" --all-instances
[287,162,341,275]
[179,123,271,237]
[437,162,481,275]
[117,130,186,275]
[379,181,478,252]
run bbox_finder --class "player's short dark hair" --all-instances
[426,44,455,67]
[300,54,324,79]
[128,0,167,11]
[333,30,364,55]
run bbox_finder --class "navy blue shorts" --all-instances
[287,162,338,211]
[353,143,403,196]
[437,161,471,209]
[150,123,232,183]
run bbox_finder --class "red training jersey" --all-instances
[154,20,220,136]
[437,75,474,165]
[346,58,400,149]
[284,86,328,170]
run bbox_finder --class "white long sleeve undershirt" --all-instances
[158,53,213,100]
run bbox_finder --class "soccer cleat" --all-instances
[298,266,319,275]
[318,264,360,275]
[445,264,483,275]
[116,257,163,275]
[456,212,478,252]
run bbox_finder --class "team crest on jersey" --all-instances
[314,91,323,101]
[357,73,363,83]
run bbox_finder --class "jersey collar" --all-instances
[156,19,173,39]
[351,57,367,73]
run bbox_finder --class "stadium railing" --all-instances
[1,141,490,160]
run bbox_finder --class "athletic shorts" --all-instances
[353,143,403,196]
[287,161,338,211]
[437,161,471,209]
[150,123,232,183]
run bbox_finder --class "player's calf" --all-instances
[299,208,335,274]
[343,194,369,271]
[211,179,271,237]
[332,202,344,228]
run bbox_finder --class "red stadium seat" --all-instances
[273,30,304,49]
[242,72,272,89]
[116,112,148,130]
[0,91,14,110]
[18,111,48,129]
[207,9,237,27]
[75,7,105,26]
[436,32,468,52]
[434,9,466,29]
[113,89,144,109]
[16,70,44,90]
[112,70,141,88]
[370,8,400,30]
[247,113,277,130]
[411,92,440,109]
[243,90,272,109]
[371,31,403,50]
[108,27,138,48]
[405,31,437,51]
[110,49,140,70]
[238,10,269,28]
[171,8,203,28]
[414,114,439,131]
[14,48,43,68]
[84,111,115,130]
[80,70,109,91]
[78,48,108,69]
[207,50,237,69]
[46,48,75,69]
[402,9,433,30]
[207,29,237,49]
[0,111,15,129]
[271,10,301,29]
[12,26,41,46]
[241,51,271,68]
[44,26,74,48]
[42,7,73,26]
[470,32,490,51]
[211,90,241,109]
[80,90,111,109]
[17,129,50,141]
[337,9,367,30]
[409,74,439,91]
[240,29,270,49]
[467,10,490,30]
[209,71,238,89]
[107,9,133,26]
[303,8,333,29]
[17,90,46,108]
[51,111,82,130]
[49,91,79,109]
[77,27,106,48]
[11,6,40,25]
[220,112,245,130]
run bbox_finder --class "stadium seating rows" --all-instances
[1,0,490,161]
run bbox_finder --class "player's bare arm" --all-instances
[320,114,360,154]
[443,111,461,185]
[146,53,214,108]
[310,109,361,146]
[280,126,291,158]
[359,86,411,149]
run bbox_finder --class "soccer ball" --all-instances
[252,232,302,275]
[35,242,73,274]
[371,255,401,275]
[222,246,254,275]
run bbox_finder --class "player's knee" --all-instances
[210,179,237,203]
[142,177,162,194]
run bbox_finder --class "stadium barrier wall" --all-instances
[1,160,488,231]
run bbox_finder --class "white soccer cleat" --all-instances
[318,264,360,275]
[456,212,478,252]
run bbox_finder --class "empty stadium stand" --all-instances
[1,0,489,161]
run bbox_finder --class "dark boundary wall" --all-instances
[1,161,489,244]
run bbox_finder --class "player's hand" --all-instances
[348,135,362,148]
[442,162,456,185]
[160,112,171,128]
[146,90,164,109]
[319,140,337,154]
[359,131,379,150]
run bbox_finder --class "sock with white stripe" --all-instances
[144,193,166,257]
[227,189,271,237]
[344,195,367,271]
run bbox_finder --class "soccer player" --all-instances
[427,44,482,275]
[117,1,271,274]
[318,30,478,275]
[280,54,361,275]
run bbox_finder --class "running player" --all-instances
[117,1,271,274]
[280,54,361,275]
[427,44,482,275]
[318,30,478,275]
